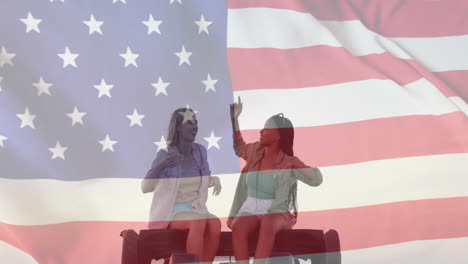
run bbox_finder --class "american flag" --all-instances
[1,0,468,263]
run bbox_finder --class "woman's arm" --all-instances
[231,97,258,160]
[141,150,182,193]
[290,157,323,186]
[141,162,164,193]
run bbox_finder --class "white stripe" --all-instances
[1,154,468,225]
[449,96,468,116]
[227,8,468,71]
[0,241,37,264]
[234,78,461,130]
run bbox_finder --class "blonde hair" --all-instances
[167,107,195,146]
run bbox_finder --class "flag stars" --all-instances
[151,77,170,96]
[195,15,212,35]
[83,15,104,35]
[179,108,195,124]
[142,14,162,35]
[17,108,36,129]
[202,73,218,92]
[0,46,16,67]
[66,107,86,126]
[175,46,192,66]
[57,47,79,68]
[48,141,68,160]
[33,77,53,96]
[153,136,168,152]
[0,135,7,148]
[186,104,197,114]
[20,12,42,33]
[120,47,139,67]
[126,109,145,127]
[204,131,221,149]
[98,134,118,152]
[94,79,114,98]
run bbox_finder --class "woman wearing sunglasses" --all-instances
[227,97,323,264]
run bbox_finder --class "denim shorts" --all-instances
[169,201,193,221]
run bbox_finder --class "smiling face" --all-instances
[177,114,198,143]
[259,117,281,146]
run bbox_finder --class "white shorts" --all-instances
[238,196,274,216]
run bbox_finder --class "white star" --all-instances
[16,108,36,129]
[20,12,42,33]
[170,0,182,4]
[153,136,168,152]
[48,141,68,160]
[142,14,162,35]
[33,77,53,96]
[0,135,7,148]
[113,0,127,4]
[0,76,3,92]
[50,0,65,2]
[151,76,170,96]
[178,108,195,124]
[120,47,139,67]
[202,73,218,92]
[0,46,16,67]
[175,45,192,66]
[98,134,118,152]
[195,15,212,35]
[185,104,197,114]
[83,14,103,35]
[66,107,86,126]
[57,47,79,68]
[204,131,221,150]
[94,79,114,98]
[126,109,145,127]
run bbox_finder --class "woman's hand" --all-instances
[209,176,222,195]
[230,96,243,119]
[158,151,183,169]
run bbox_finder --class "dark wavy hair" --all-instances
[270,113,298,223]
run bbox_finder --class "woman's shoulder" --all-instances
[193,142,207,151]
[193,142,208,158]
[280,153,305,169]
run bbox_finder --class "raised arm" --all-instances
[230,96,258,160]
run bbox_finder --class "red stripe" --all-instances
[1,197,467,262]
[293,196,468,251]
[0,222,148,264]
[228,47,460,98]
[239,112,468,167]
[228,0,468,37]
[434,70,468,102]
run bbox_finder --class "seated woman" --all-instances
[141,107,222,263]
[228,97,323,264]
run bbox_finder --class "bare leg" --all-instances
[169,212,207,259]
[232,212,260,264]
[200,214,221,263]
[253,214,292,264]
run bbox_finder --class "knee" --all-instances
[189,218,207,233]
[207,217,221,232]
[232,219,249,236]
[259,214,284,234]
